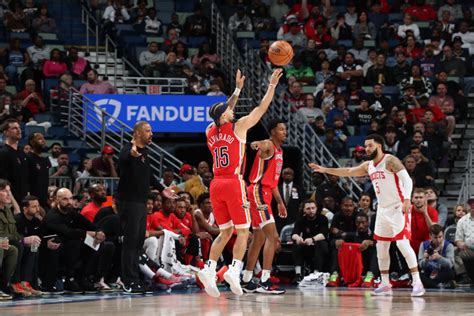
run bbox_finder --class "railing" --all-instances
[62,86,183,179]
[50,176,120,194]
[210,1,362,197]
[117,77,188,95]
[81,2,100,65]
[458,142,474,204]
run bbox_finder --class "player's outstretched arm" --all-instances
[308,161,369,177]
[235,68,283,133]
[250,139,274,159]
[226,69,246,111]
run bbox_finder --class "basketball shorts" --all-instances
[247,183,275,229]
[373,203,411,241]
[209,176,251,229]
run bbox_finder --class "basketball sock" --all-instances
[254,261,262,275]
[242,270,253,283]
[139,264,156,279]
[158,268,172,279]
[411,272,421,286]
[295,266,302,275]
[206,259,217,272]
[229,259,243,273]
[261,270,271,283]
[381,273,390,286]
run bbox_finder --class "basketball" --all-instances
[268,40,294,66]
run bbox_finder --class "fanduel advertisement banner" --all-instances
[84,94,228,133]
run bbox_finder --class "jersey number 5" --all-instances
[213,146,229,168]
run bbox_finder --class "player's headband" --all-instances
[209,101,228,123]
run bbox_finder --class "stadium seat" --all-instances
[175,0,198,12]
[302,86,317,94]
[444,225,456,243]
[176,12,193,25]
[66,139,89,148]
[39,32,58,40]
[187,36,208,48]
[236,31,255,39]
[258,31,277,40]
[34,113,53,124]
[338,40,353,48]
[347,136,365,148]
[25,125,46,137]
[146,36,164,44]
[47,126,67,138]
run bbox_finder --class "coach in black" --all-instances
[117,121,175,294]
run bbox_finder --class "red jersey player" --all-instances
[309,134,425,297]
[198,68,283,298]
[241,118,287,294]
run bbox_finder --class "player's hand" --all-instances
[335,239,343,249]
[295,237,304,245]
[130,139,142,157]
[161,187,178,199]
[359,240,371,251]
[47,239,61,250]
[235,69,246,89]
[277,202,287,218]
[304,238,314,246]
[178,236,186,246]
[250,141,260,151]
[308,163,325,173]
[402,199,411,214]
[269,68,283,86]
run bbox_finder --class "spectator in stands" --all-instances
[18,80,45,114]
[390,52,410,83]
[330,13,352,41]
[454,197,474,283]
[189,171,212,203]
[130,0,147,26]
[439,10,456,39]
[315,59,334,86]
[74,158,100,194]
[346,146,370,191]
[336,52,363,83]
[80,69,118,94]
[368,1,389,31]
[160,168,177,189]
[399,64,433,99]
[358,193,375,219]
[326,96,350,128]
[42,188,112,293]
[3,38,31,87]
[0,119,28,203]
[411,145,435,186]
[312,115,326,136]
[342,79,367,106]
[314,77,337,112]
[411,187,438,253]
[452,36,472,77]
[166,13,182,37]
[27,132,50,209]
[191,42,220,67]
[316,174,347,207]
[344,2,358,27]
[418,224,455,288]
[323,128,347,159]
[348,38,369,65]
[291,200,329,282]
[32,4,56,33]
[362,49,377,76]
[286,56,315,84]
[425,187,448,228]
[353,97,376,134]
[49,153,74,181]
[4,2,30,33]
[273,167,302,232]
[417,44,441,80]
[452,21,474,50]
[439,0,463,21]
[66,47,91,80]
[184,4,210,37]
[403,35,423,60]
[404,0,436,21]
[43,49,68,79]
[440,44,465,78]
[48,142,62,168]
[102,0,130,38]
[327,197,358,286]
[398,14,420,40]
[0,77,13,103]
[369,84,392,122]
[269,0,289,25]
[285,81,306,113]
[365,53,392,86]
[139,42,166,78]
[283,20,307,48]
[297,94,324,124]
[27,35,51,71]
[446,204,467,227]
[81,184,107,222]
[0,180,41,297]
[142,7,162,35]
[92,145,118,178]
[353,11,376,40]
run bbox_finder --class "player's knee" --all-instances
[219,227,234,240]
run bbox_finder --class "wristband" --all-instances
[233,87,241,96]
[269,84,276,88]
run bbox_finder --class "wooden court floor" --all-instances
[1,287,473,316]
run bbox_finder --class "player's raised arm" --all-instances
[235,68,283,133]
[226,69,245,111]
[308,161,369,177]
[385,154,413,211]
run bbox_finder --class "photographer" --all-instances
[418,224,455,288]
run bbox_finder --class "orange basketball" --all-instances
[268,40,294,66]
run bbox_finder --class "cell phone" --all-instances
[42,234,58,240]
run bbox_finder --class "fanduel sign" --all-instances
[84,94,227,133]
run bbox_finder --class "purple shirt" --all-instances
[79,81,118,94]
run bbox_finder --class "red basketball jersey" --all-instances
[249,143,283,189]
[207,122,246,177]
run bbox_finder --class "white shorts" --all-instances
[374,203,411,241]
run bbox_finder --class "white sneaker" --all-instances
[224,269,243,296]
[198,268,220,298]
[411,283,425,297]
[372,284,393,296]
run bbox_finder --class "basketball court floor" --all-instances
[1,287,473,316]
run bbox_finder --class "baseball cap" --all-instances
[453,36,464,45]
[102,145,114,154]
[179,164,193,176]
[354,146,365,153]
[468,196,474,204]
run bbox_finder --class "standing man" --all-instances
[241,119,287,294]
[27,132,51,210]
[309,134,425,296]
[116,121,176,294]
[198,68,283,297]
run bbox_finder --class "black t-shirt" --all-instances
[353,108,375,126]
[42,208,96,241]
[27,152,51,207]
[0,144,29,202]
[343,229,374,243]
[15,212,42,237]
[330,211,358,238]
[93,206,115,224]
[292,214,329,240]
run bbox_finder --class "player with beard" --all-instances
[309,134,425,297]
[81,184,107,222]
[241,119,287,294]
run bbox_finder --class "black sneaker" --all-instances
[242,280,259,293]
[256,280,286,295]
[64,278,83,294]
[122,282,145,295]
[39,285,64,295]
[82,278,98,294]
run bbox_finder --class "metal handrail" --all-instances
[458,142,474,204]
[50,176,120,194]
[117,77,188,95]
[63,86,184,179]
[81,3,99,65]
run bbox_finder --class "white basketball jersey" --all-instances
[368,154,404,208]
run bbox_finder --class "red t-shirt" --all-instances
[80,202,103,222]
[410,205,439,253]
[404,5,437,21]
[175,212,193,235]
[19,90,43,114]
[151,211,192,236]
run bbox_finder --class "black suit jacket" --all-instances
[272,182,304,233]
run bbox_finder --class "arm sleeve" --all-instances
[396,169,413,200]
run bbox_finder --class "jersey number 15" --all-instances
[213,146,229,168]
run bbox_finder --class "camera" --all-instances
[427,242,435,256]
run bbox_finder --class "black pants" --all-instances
[95,214,122,283]
[292,240,329,272]
[118,200,147,285]
[82,241,116,282]
[20,246,39,286]
[39,239,81,288]
[420,268,455,288]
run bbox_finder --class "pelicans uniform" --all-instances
[207,122,250,229]
[368,154,411,241]
[248,143,283,229]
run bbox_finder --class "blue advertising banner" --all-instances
[84,94,228,133]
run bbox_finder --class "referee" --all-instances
[116,121,175,294]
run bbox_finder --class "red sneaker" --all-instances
[216,266,228,284]
[326,272,341,287]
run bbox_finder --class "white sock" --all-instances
[229,259,243,273]
[139,264,155,279]
[158,268,172,279]
[206,259,217,272]
[254,261,262,274]
[261,270,271,283]
[381,273,390,286]
[412,272,421,285]
[242,270,253,283]
[295,266,302,275]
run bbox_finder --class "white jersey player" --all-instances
[309,134,425,297]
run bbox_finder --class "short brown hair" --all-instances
[429,224,444,236]
[1,118,20,133]
[413,187,425,195]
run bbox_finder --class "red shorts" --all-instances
[210,176,251,229]
[248,183,275,229]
